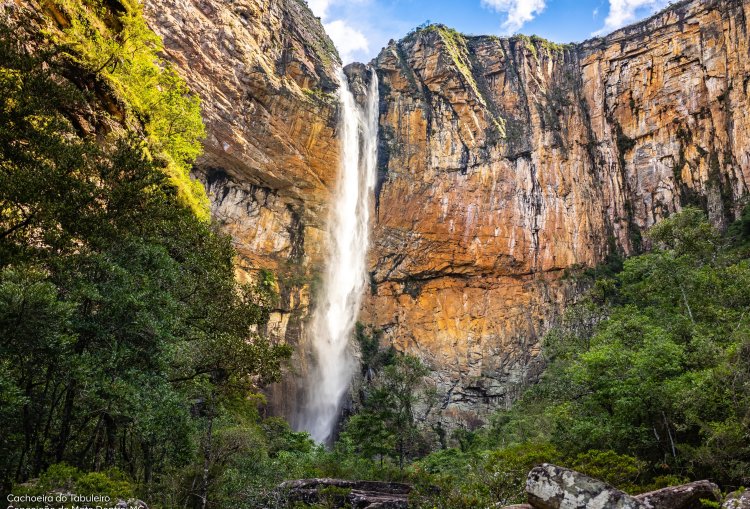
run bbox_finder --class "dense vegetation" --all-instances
[0,5,290,507]
[402,206,750,507]
[48,0,208,218]
[236,206,749,509]
[2,2,748,508]
[95,200,746,508]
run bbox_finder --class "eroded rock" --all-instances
[138,0,750,427]
[365,0,750,427]
[526,464,646,509]
[279,478,411,508]
[635,480,721,509]
[142,0,343,418]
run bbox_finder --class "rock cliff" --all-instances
[365,0,750,426]
[142,0,343,415]
[143,0,750,427]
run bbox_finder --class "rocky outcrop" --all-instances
[279,478,411,508]
[724,490,750,509]
[635,481,722,509]
[365,0,750,426]
[523,464,721,509]
[526,464,646,509]
[142,0,344,415]
[142,0,340,293]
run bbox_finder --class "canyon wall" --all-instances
[143,0,342,416]
[144,0,750,427]
[364,0,750,426]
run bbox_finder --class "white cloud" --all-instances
[596,0,670,34]
[481,0,547,33]
[307,0,332,19]
[306,0,371,63]
[324,19,370,63]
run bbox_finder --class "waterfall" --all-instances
[297,67,379,443]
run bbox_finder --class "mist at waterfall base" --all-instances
[294,68,379,444]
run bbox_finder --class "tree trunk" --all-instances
[54,381,78,462]
[198,403,215,509]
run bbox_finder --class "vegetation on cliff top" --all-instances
[408,24,507,139]
[45,0,209,219]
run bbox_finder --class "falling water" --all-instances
[297,67,379,443]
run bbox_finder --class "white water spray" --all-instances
[298,68,379,443]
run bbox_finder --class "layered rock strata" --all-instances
[143,0,344,415]
[143,0,750,426]
[365,0,750,425]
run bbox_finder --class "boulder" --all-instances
[723,490,750,509]
[635,480,721,509]
[279,478,411,508]
[526,464,646,509]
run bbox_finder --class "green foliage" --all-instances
[188,204,750,507]
[356,323,395,376]
[486,208,750,489]
[343,352,435,470]
[47,0,208,219]
[529,34,574,54]
[0,20,291,507]
[408,442,560,508]
[417,25,507,139]
[727,203,750,245]
[263,417,316,457]
[568,450,645,493]
[475,442,560,505]
[514,34,538,60]
[14,463,135,503]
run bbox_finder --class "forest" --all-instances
[1,1,748,508]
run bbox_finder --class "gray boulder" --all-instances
[635,480,720,509]
[526,464,647,509]
[723,490,750,509]
[279,478,411,508]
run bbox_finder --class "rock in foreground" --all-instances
[279,478,411,508]
[526,464,646,509]
[723,490,750,509]
[635,480,721,509]
[524,464,723,509]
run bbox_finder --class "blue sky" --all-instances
[308,0,674,63]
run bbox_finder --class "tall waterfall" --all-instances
[298,67,379,443]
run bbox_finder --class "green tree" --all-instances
[488,208,750,488]
[344,353,434,470]
[0,18,291,503]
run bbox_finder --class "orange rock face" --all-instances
[145,0,750,426]
[143,0,340,322]
[143,0,344,415]
[366,0,750,424]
